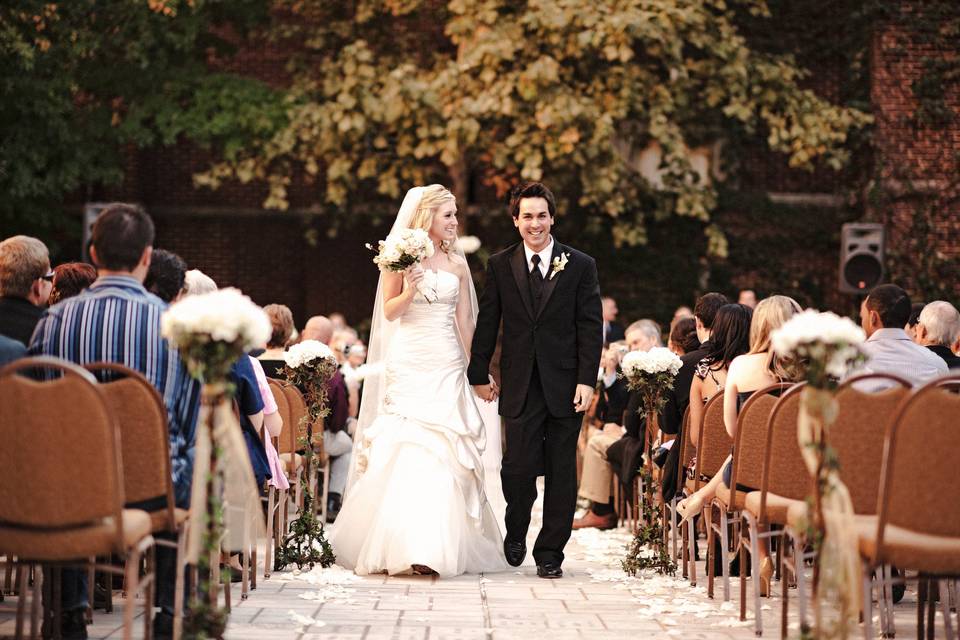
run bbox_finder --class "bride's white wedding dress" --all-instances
[330,269,507,576]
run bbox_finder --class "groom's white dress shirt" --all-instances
[524,237,554,278]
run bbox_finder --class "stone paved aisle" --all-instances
[1,495,930,639]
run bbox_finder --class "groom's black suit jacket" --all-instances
[468,240,603,419]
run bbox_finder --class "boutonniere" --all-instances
[549,252,570,280]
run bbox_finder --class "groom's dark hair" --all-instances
[509,182,557,219]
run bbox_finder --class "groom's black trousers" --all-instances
[501,366,581,566]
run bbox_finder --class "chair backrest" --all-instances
[281,382,307,454]
[695,391,731,484]
[875,375,960,547]
[85,362,176,528]
[758,383,808,522]
[676,406,694,488]
[728,383,794,499]
[833,373,912,515]
[0,357,125,540]
[267,378,292,453]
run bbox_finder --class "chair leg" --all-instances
[173,525,187,640]
[689,517,698,587]
[264,487,275,579]
[795,536,807,633]
[739,541,747,622]
[145,546,156,640]
[86,564,95,624]
[781,538,790,639]
[53,566,62,640]
[707,511,716,599]
[123,552,141,640]
[941,579,956,640]
[882,564,895,638]
[863,563,875,640]
[720,510,731,602]
[14,564,28,640]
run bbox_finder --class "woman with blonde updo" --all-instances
[330,184,506,578]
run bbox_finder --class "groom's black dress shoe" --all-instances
[537,562,563,579]
[504,540,526,567]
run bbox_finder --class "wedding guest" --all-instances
[144,248,187,303]
[28,204,200,639]
[595,340,630,426]
[677,295,805,593]
[573,321,658,530]
[602,296,624,346]
[181,268,217,297]
[330,311,347,331]
[737,288,758,309]
[688,304,752,448]
[673,305,694,323]
[257,303,295,378]
[904,302,926,341]
[0,333,25,366]
[48,262,97,305]
[0,235,52,345]
[301,314,353,521]
[914,300,960,369]
[668,316,699,356]
[852,284,947,385]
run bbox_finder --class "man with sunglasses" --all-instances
[0,235,53,346]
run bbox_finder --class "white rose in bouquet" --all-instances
[365,228,437,302]
[283,339,336,369]
[621,347,683,378]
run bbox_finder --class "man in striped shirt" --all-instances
[29,204,199,639]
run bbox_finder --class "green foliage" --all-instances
[197,0,871,249]
[0,0,281,234]
[622,468,677,577]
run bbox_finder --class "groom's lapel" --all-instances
[509,244,536,321]
[535,241,564,319]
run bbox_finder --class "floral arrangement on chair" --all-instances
[161,288,271,639]
[772,310,867,638]
[274,340,339,570]
[618,347,683,577]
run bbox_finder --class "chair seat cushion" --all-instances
[0,509,153,560]
[855,516,960,574]
[745,491,805,525]
[715,482,748,511]
[147,507,189,533]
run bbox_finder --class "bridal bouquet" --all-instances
[366,228,437,302]
[772,310,867,638]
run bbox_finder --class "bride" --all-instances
[329,185,507,577]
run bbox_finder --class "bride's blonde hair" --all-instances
[409,184,456,252]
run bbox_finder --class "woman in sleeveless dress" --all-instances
[329,185,507,577]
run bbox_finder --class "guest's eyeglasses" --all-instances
[39,271,54,282]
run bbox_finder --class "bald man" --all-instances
[301,314,351,521]
[303,315,334,344]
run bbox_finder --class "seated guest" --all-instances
[49,262,97,305]
[249,353,289,493]
[851,284,947,385]
[673,305,694,323]
[181,268,217,297]
[573,321,658,530]
[678,295,804,593]
[914,300,960,369]
[668,316,700,356]
[329,311,347,331]
[904,301,925,341]
[737,288,757,309]
[301,315,353,522]
[594,340,630,426]
[688,304,752,448]
[28,204,200,639]
[602,296,624,346]
[144,248,187,303]
[0,333,26,366]
[0,235,53,345]
[257,303,295,377]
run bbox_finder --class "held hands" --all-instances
[573,383,594,413]
[473,376,500,402]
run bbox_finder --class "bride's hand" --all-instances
[404,263,425,289]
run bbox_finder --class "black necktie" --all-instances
[529,254,544,307]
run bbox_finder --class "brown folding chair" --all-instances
[662,408,689,564]
[710,383,792,604]
[84,362,190,639]
[263,378,291,578]
[778,373,911,637]
[690,391,731,595]
[281,384,330,522]
[0,357,155,640]
[859,375,960,640]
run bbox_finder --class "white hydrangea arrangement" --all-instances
[161,287,271,382]
[455,235,482,254]
[771,310,866,386]
[283,339,336,369]
[619,346,683,415]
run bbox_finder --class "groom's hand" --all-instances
[573,384,594,413]
[473,383,497,402]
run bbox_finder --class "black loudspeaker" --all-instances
[839,223,885,294]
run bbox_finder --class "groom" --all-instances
[469,182,603,579]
